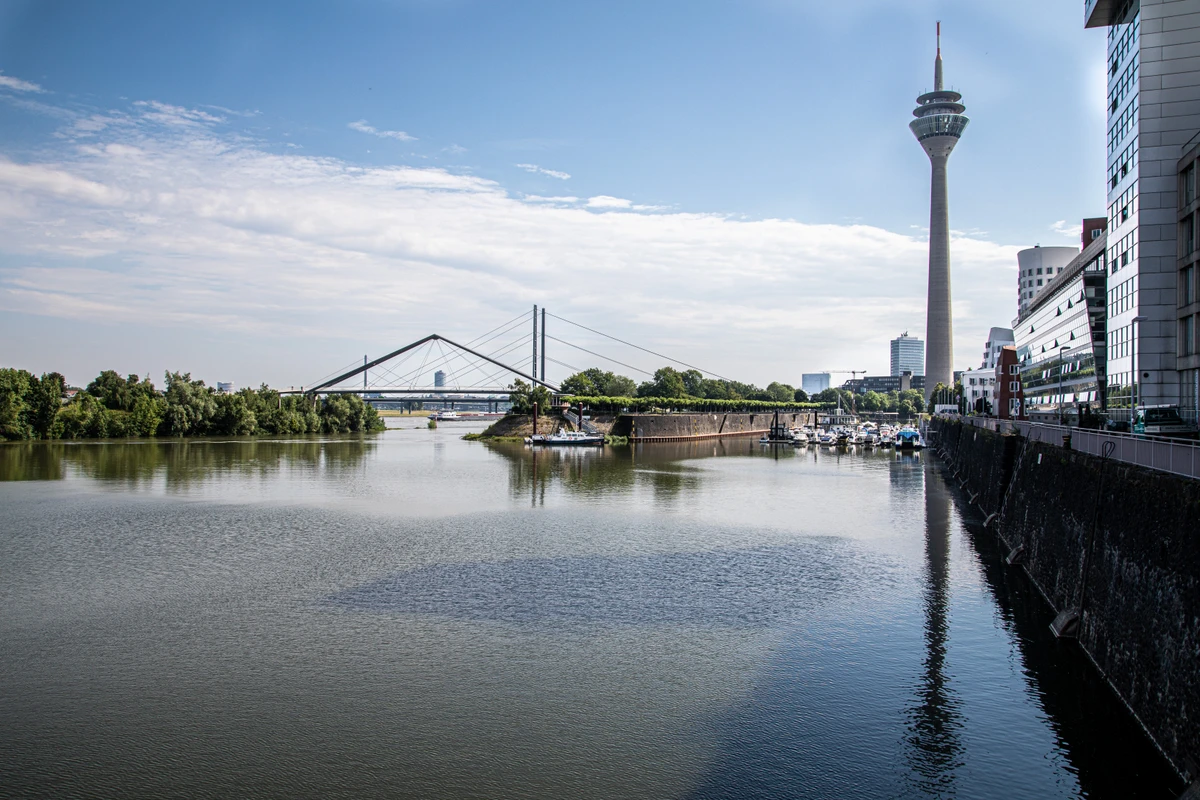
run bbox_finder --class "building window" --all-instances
[1183,214,1195,258]
[1184,164,1196,207]
[1182,266,1194,307]
[1183,315,1196,357]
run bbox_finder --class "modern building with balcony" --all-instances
[1014,233,1109,418]
[1084,0,1200,415]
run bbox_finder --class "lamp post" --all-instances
[1058,345,1070,426]
[1131,315,1148,428]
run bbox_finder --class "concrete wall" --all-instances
[933,418,1200,780]
[610,412,817,441]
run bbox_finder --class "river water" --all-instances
[0,420,1181,799]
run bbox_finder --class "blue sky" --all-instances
[0,0,1107,389]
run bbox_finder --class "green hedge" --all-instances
[556,395,830,413]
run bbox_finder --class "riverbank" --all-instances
[932,417,1200,786]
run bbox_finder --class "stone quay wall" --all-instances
[610,412,818,441]
[933,418,1200,781]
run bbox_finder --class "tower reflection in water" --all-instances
[905,459,964,793]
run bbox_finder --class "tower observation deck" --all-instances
[911,22,969,402]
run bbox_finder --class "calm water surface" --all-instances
[0,420,1180,799]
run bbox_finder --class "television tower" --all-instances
[911,22,969,402]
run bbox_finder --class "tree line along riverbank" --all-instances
[0,368,384,441]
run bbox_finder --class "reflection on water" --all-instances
[0,434,1181,799]
[0,436,377,487]
[905,465,964,794]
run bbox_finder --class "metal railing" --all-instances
[564,409,600,434]
[946,415,1200,480]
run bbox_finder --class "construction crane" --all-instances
[822,370,868,414]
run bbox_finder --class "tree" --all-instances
[211,392,257,435]
[508,379,551,415]
[793,388,809,403]
[765,382,794,403]
[814,388,841,405]
[163,372,216,435]
[603,373,637,397]
[681,369,704,398]
[898,388,925,414]
[860,391,884,412]
[0,368,33,440]
[28,372,65,438]
[637,367,687,398]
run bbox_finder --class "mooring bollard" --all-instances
[1063,433,1072,450]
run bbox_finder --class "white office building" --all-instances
[1085,0,1200,414]
[890,333,925,377]
[1017,246,1078,318]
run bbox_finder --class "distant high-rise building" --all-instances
[801,373,831,395]
[434,370,446,388]
[891,332,925,377]
[911,22,969,401]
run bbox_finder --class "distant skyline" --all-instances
[0,0,1107,388]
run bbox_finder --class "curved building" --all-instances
[1017,245,1078,318]
[911,23,969,401]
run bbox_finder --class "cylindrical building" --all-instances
[910,24,969,402]
[1016,246,1078,319]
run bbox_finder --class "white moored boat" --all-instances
[526,428,605,447]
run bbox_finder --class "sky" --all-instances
[0,0,1109,390]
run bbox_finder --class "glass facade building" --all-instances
[1085,0,1200,418]
[1015,236,1108,417]
[890,333,925,377]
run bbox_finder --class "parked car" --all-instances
[1133,406,1198,439]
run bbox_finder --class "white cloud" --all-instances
[1051,219,1083,239]
[523,195,579,204]
[0,72,44,93]
[586,195,632,209]
[348,119,416,141]
[515,163,571,180]
[0,97,1022,385]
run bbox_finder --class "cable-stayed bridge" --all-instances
[282,306,731,410]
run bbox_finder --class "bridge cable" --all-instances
[544,334,655,377]
[546,312,732,382]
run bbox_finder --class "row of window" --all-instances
[1183,163,1196,207]
[1110,228,1137,274]
[1109,53,1138,115]
[1109,183,1137,231]
[1109,276,1136,318]
[1182,314,1196,356]
[1109,16,1139,76]
[1109,323,1133,361]
[1183,214,1195,258]
[1109,97,1138,155]
[1110,137,1138,189]
[1183,265,1196,308]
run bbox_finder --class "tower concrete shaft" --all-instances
[910,22,968,402]
[925,155,953,402]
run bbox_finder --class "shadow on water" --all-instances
[943,463,1184,798]
[326,539,871,628]
[0,437,377,487]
